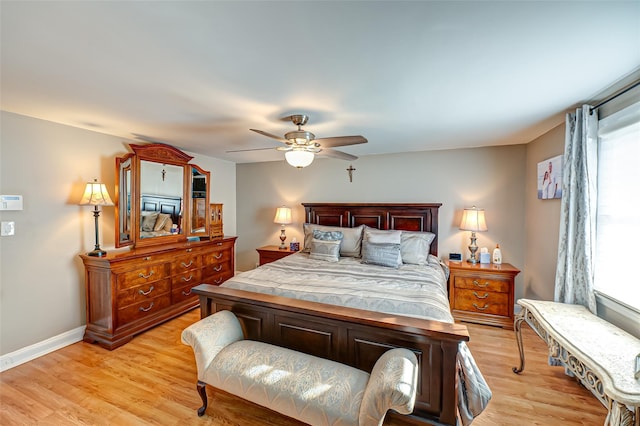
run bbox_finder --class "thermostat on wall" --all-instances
[0,195,23,211]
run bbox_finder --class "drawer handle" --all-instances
[181,289,192,296]
[473,291,489,299]
[216,242,222,246]
[139,302,154,312]
[213,253,223,259]
[214,277,223,284]
[143,256,151,261]
[181,275,193,282]
[186,248,193,252]
[181,260,194,268]
[213,265,223,272]
[472,280,490,288]
[472,303,490,311]
[138,271,154,279]
[138,285,154,296]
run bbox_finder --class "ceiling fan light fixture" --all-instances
[285,149,314,168]
[285,130,314,145]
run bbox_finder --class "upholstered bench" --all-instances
[513,298,640,426]
[181,310,419,426]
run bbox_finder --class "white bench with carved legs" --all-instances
[513,298,640,426]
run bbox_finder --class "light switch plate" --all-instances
[1,221,15,236]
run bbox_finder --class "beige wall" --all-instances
[236,144,528,296]
[522,123,564,301]
[0,111,236,355]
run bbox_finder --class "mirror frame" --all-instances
[115,143,211,248]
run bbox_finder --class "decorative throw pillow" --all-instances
[364,228,402,264]
[309,238,341,262]
[154,213,172,231]
[141,212,159,231]
[400,231,436,265]
[313,229,344,241]
[361,241,402,268]
[303,224,364,257]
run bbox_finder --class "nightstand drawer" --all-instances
[453,289,509,316]
[454,276,510,293]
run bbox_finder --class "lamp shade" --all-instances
[459,206,487,232]
[285,150,314,168]
[273,206,292,225]
[79,179,114,206]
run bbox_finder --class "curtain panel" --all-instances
[554,105,598,314]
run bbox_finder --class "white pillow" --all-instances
[303,224,364,257]
[400,231,435,265]
[364,227,402,244]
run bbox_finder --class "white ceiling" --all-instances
[1,1,639,164]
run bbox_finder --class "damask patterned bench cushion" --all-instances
[182,310,418,426]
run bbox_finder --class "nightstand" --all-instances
[446,260,520,329]
[256,245,297,266]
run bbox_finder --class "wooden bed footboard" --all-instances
[192,284,469,425]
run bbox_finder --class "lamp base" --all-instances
[467,231,479,264]
[88,248,107,257]
[279,227,287,250]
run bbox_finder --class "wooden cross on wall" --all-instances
[346,164,356,183]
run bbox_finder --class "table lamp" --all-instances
[79,179,114,257]
[273,206,292,250]
[459,206,487,264]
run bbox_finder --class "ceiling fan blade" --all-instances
[250,129,289,144]
[317,148,358,161]
[226,147,276,153]
[314,135,367,148]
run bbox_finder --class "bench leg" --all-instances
[512,309,526,374]
[196,380,208,417]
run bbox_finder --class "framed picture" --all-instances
[537,155,562,199]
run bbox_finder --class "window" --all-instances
[594,101,640,311]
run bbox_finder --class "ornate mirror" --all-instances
[115,143,211,248]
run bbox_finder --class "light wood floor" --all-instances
[0,309,606,425]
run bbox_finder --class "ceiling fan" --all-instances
[230,114,368,168]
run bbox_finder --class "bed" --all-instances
[192,203,490,425]
[139,194,182,238]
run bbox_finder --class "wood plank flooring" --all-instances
[0,309,606,425]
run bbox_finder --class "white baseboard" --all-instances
[0,325,86,372]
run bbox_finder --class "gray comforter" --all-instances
[223,253,491,424]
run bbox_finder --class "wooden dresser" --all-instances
[446,260,520,328]
[81,237,236,349]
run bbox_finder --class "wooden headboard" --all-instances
[141,194,182,225]
[303,202,441,256]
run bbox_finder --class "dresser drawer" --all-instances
[454,276,510,293]
[117,279,171,307]
[203,248,232,266]
[202,267,233,286]
[171,254,201,274]
[117,294,171,326]
[453,289,509,316]
[116,264,169,290]
[171,283,198,304]
[171,269,201,287]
